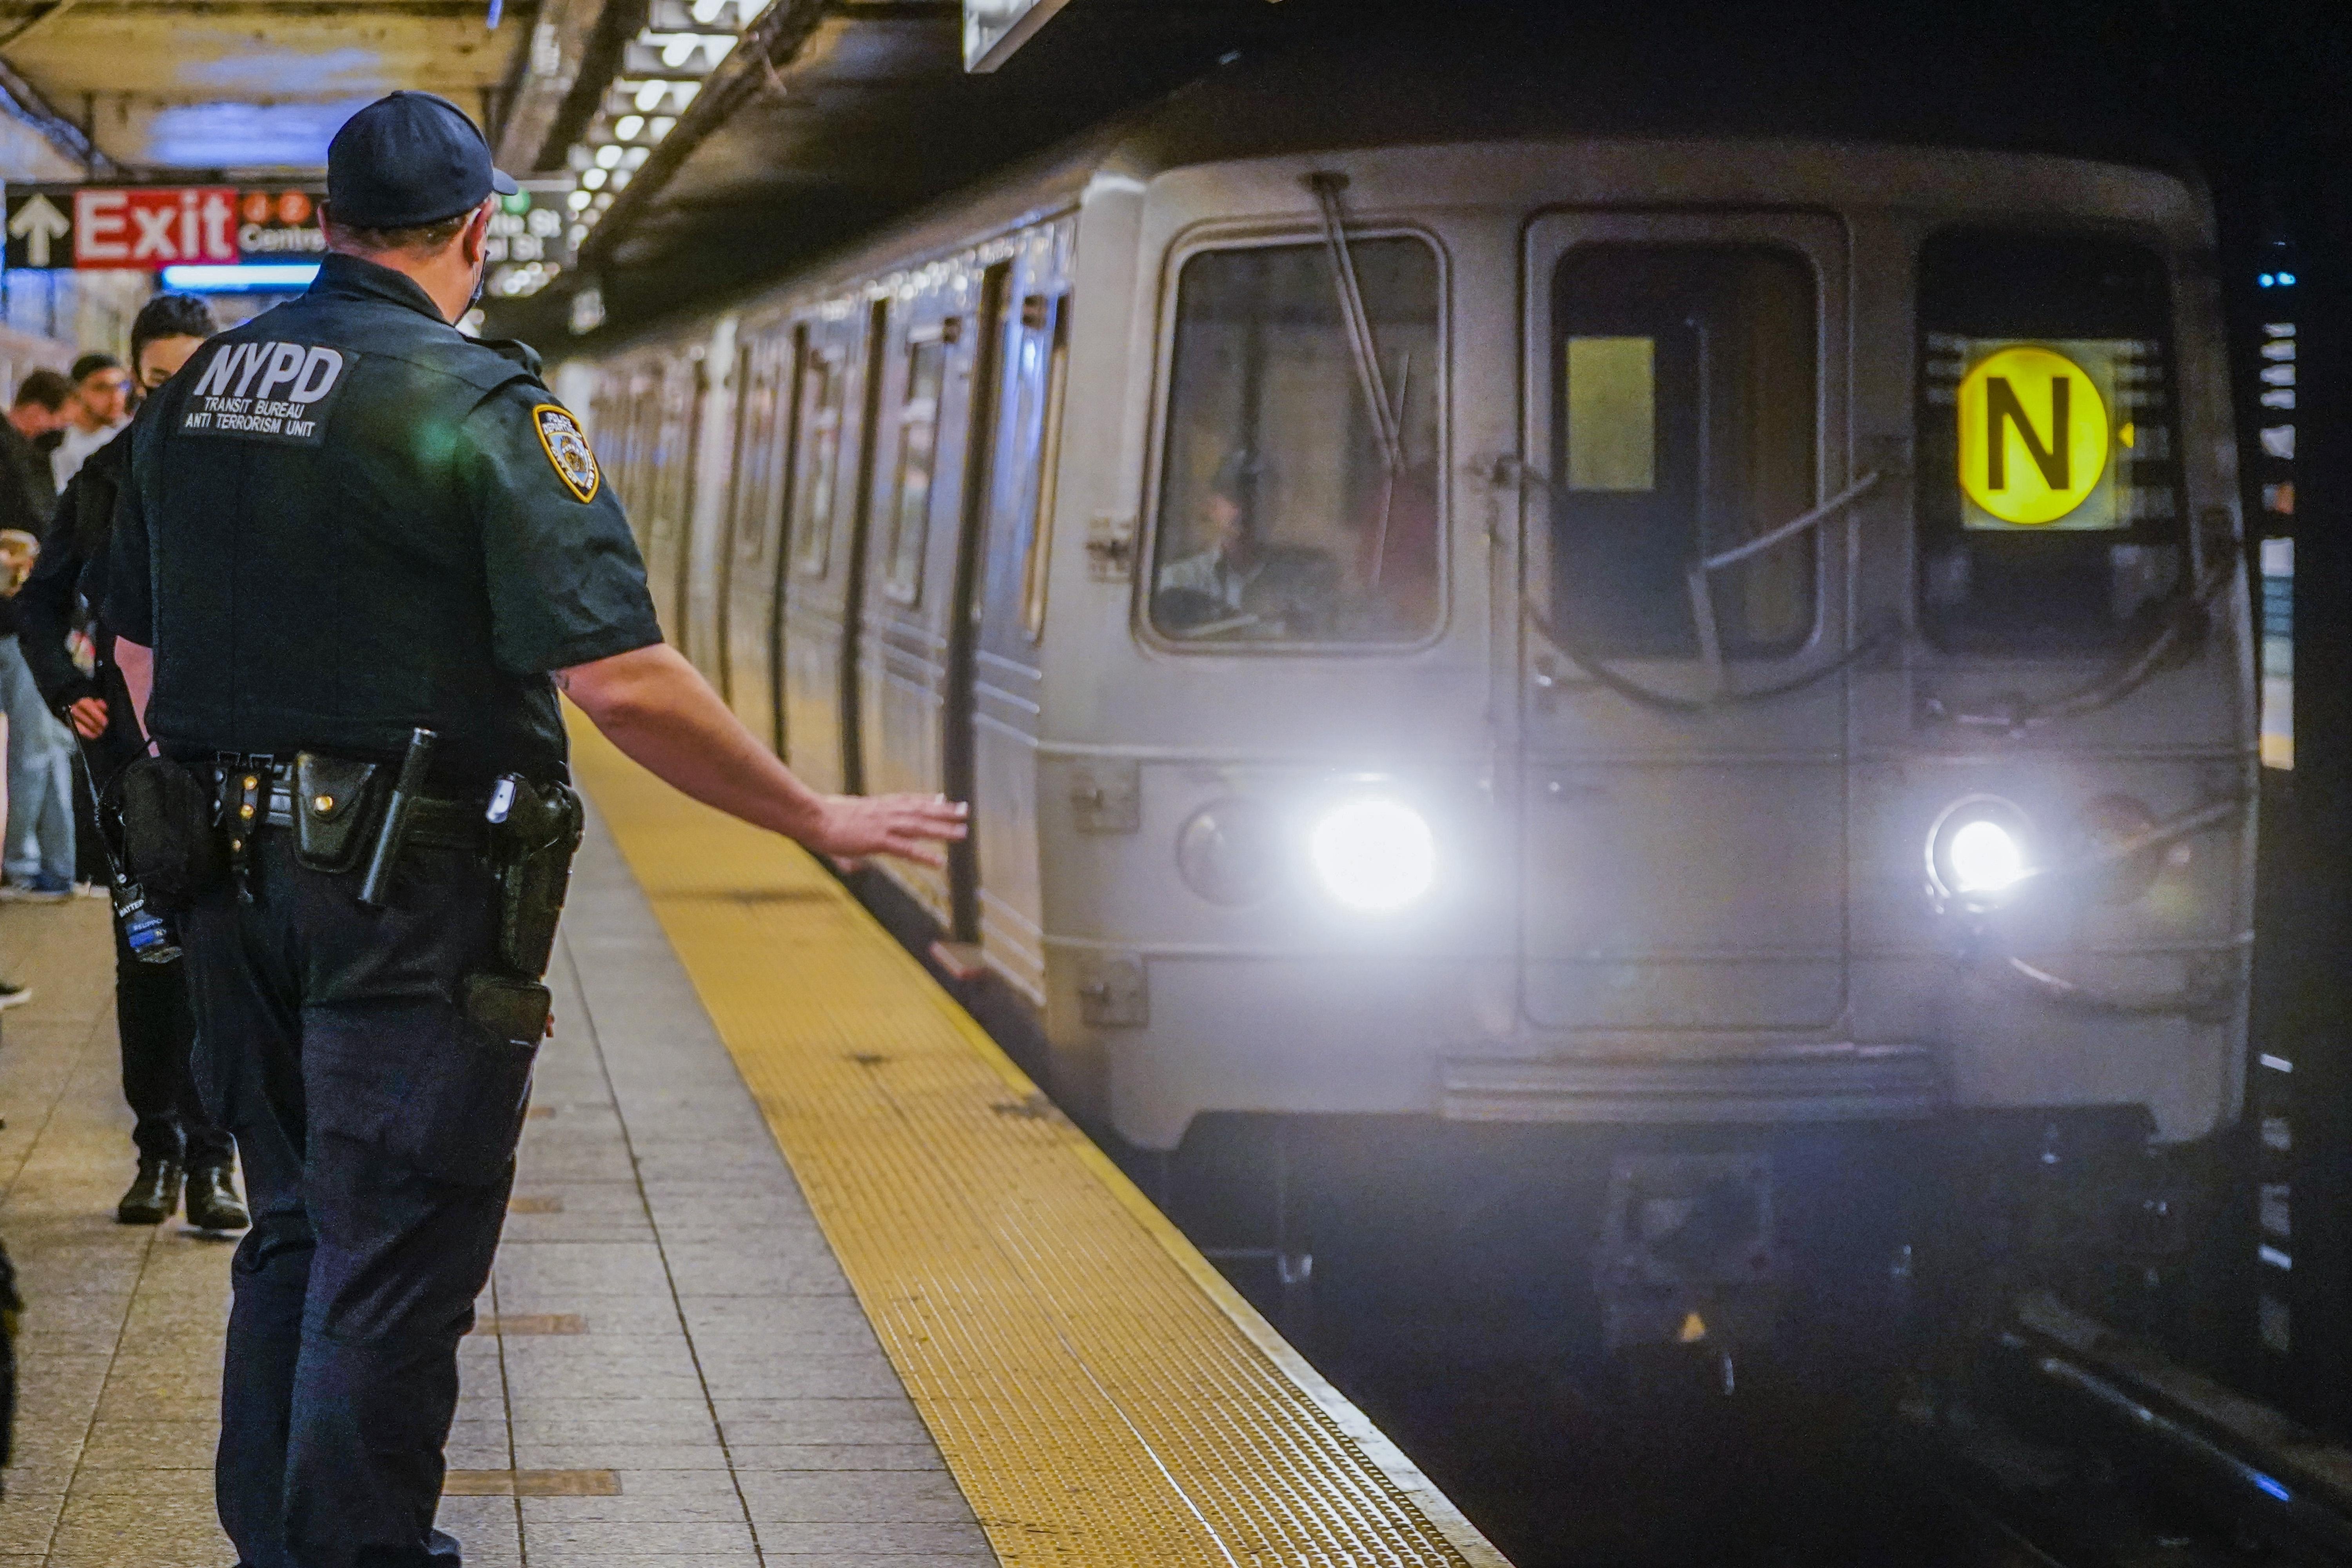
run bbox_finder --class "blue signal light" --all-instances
[160,263,321,291]
[2279,272,2297,287]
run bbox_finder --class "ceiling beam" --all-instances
[0,50,116,172]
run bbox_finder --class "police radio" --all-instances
[70,742,181,965]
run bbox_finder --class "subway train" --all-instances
[564,44,2255,1359]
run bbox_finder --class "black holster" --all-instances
[489,777,583,983]
[463,776,583,1050]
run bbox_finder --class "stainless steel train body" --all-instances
[565,63,2254,1314]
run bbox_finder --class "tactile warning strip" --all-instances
[570,720,1507,1568]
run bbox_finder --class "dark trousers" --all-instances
[182,832,537,1568]
[114,895,234,1168]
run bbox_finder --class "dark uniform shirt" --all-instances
[107,252,660,787]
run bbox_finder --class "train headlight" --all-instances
[1308,796,1436,913]
[1926,796,2034,911]
[1948,820,2025,894]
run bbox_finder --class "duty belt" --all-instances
[214,759,490,853]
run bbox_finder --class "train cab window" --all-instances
[1915,230,2186,652]
[1151,238,1441,646]
[1548,245,1817,659]
[885,329,949,603]
[790,348,844,577]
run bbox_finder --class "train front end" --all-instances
[1051,127,2252,1353]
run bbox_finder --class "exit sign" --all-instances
[5,185,245,270]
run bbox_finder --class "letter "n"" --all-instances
[1986,375,2069,491]
[189,343,248,399]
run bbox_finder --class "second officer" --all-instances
[109,91,965,1568]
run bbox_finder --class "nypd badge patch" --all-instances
[533,404,600,503]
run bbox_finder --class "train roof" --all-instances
[581,16,2190,358]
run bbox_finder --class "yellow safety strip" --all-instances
[570,717,1509,1568]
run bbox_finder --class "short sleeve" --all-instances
[463,383,662,675]
[102,448,154,647]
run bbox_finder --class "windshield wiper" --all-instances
[1307,171,1407,584]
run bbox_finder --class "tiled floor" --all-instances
[0,807,995,1566]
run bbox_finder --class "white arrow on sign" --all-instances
[8,193,69,268]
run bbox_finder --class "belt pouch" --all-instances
[496,782,584,981]
[291,753,383,873]
[116,756,224,914]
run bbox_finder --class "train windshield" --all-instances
[1151,237,1441,646]
[1916,230,2186,652]
[1546,245,1819,659]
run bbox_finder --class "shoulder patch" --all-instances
[532,404,599,503]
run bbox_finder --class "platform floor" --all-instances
[0,726,1503,1567]
[0,828,990,1565]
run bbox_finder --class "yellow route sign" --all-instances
[1955,343,2118,529]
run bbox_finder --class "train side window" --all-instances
[884,327,950,604]
[1016,294,1071,641]
[626,377,661,544]
[724,338,763,567]
[1914,230,2185,653]
[1549,245,1818,660]
[1151,237,1441,646]
[739,332,788,568]
[790,347,844,577]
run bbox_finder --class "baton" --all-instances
[359,727,437,909]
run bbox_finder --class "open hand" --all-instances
[67,696,107,740]
[803,793,968,869]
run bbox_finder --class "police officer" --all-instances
[108,91,964,1568]
[17,290,245,1230]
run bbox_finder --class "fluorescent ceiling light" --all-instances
[161,263,321,291]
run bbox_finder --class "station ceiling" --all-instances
[0,0,531,171]
[486,0,1367,344]
[0,0,2337,348]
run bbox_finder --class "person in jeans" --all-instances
[0,368,76,901]
[20,294,245,1229]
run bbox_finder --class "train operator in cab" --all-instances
[1154,451,1338,638]
[106,90,965,1568]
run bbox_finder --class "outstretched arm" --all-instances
[555,642,965,866]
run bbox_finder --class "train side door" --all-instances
[940,261,1014,951]
[955,243,1069,1001]
[778,310,862,792]
[1518,212,1852,1036]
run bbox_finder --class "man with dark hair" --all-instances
[111,91,961,1564]
[0,367,79,900]
[0,370,69,544]
[51,352,129,490]
[20,291,243,1229]
[0,369,73,1002]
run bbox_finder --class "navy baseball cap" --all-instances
[327,91,518,229]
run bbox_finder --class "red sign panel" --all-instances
[72,187,239,269]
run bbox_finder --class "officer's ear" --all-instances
[459,197,497,269]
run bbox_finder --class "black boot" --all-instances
[116,1157,182,1225]
[183,1163,249,1232]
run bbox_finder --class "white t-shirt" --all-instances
[51,418,125,491]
